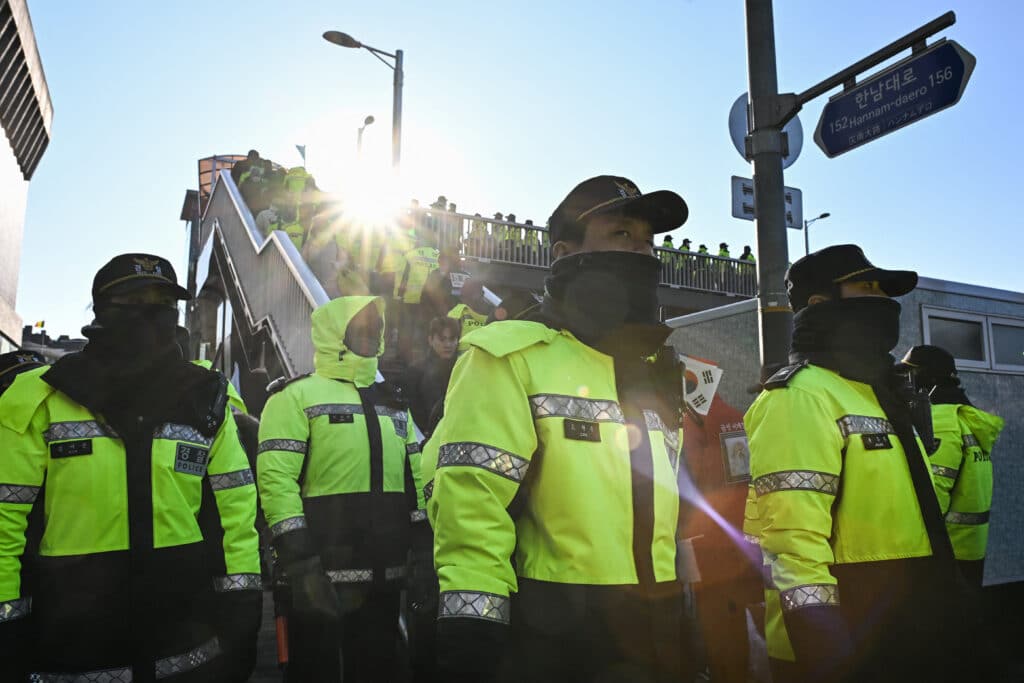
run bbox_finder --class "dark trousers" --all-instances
[497,579,695,683]
[286,587,400,683]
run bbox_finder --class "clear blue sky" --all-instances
[17,0,1023,337]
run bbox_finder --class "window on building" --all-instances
[991,320,1024,372]
[922,306,1024,374]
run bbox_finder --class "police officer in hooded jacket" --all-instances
[0,253,262,683]
[425,175,695,683]
[898,344,1004,588]
[257,296,426,682]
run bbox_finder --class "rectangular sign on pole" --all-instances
[731,176,803,229]
[814,39,975,158]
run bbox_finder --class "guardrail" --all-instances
[200,170,329,377]
[410,208,758,297]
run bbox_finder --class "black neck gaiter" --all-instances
[541,251,666,355]
[790,297,902,384]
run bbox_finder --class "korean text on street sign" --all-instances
[814,39,975,158]
[730,176,803,229]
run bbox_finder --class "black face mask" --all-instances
[542,251,662,346]
[84,303,181,364]
[791,296,902,356]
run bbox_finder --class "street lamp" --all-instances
[323,30,404,170]
[356,115,375,158]
[803,212,831,255]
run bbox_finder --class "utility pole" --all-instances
[745,0,795,370]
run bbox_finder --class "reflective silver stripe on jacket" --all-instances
[410,509,427,523]
[0,483,41,504]
[43,420,114,443]
[208,468,255,491]
[153,423,213,447]
[962,434,980,449]
[406,442,422,455]
[257,438,308,455]
[644,410,680,457]
[437,442,529,483]
[779,584,840,612]
[376,406,409,438]
[836,415,895,438]
[529,394,625,423]
[743,533,761,545]
[31,666,133,682]
[438,591,511,624]
[423,480,434,502]
[931,464,960,480]
[270,516,307,537]
[753,470,840,496]
[304,403,363,420]
[0,596,30,623]
[213,573,263,592]
[326,566,405,583]
[945,510,990,525]
[155,637,221,679]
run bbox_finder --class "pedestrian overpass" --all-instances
[181,155,756,413]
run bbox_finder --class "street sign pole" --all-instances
[745,0,793,371]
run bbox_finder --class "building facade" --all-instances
[0,0,52,352]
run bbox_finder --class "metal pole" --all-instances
[745,0,792,370]
[804,219,810,256]
[357,127,364,158]
[392,49,403,170]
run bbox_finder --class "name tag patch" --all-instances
[861,433,893,451]
[175,443,210,476]
[564,419,601,443]
[329,413,355,424]
[50,439,93,458]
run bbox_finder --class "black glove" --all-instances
[783,604,855,683]
[407,547,438,616]
[285,556,341,624]
[436,616,508,683]
[213,586,263,683]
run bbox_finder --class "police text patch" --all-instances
[329,413,355,424]
[50,439,93,458]
[175,443,210,476]
[861,433,893,451]
[564,419,601,442]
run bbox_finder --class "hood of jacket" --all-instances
[311,296,385,386]
[958,405,1005,453]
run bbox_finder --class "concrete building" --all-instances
[0,0,52,352]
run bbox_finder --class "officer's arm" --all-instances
[429,346,537,621]
[945,415,993,567]
[405,410,427,520]
[0,411,47,661]
[747,386,852,674]
[928,424,962,516]
[204,410,262,675]
[256,390,312,564]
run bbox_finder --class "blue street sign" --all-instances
[814,39,975,158]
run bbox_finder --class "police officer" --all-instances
[425,175,694,683]
[898,344,1004,588]
[256,296,425,682]
[746,245,973,683]
[0,253,262,682]
[0,351,46,396]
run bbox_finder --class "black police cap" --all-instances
[92,253,191,302]
[785,244,917,312]
[898,345,957,377]
[548,175,688,244]
[0,350,46,387]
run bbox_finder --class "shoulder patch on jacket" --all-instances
[763,361,809,390]
[0,367,55,434]
[266,373,313,396]
[459,321,558,358]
